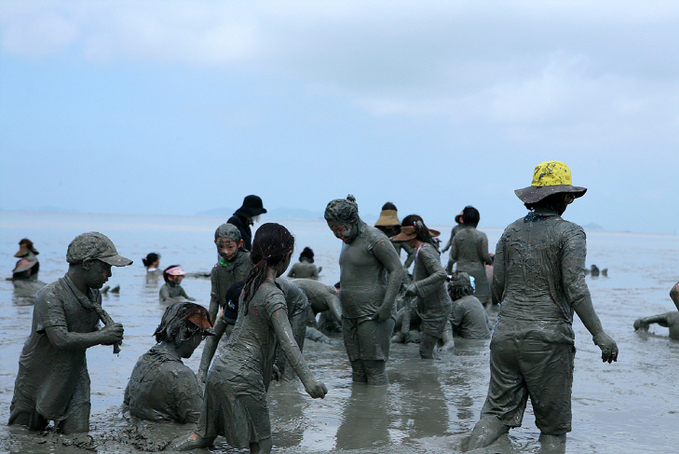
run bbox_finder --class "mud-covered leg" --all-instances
[538,433,566,453]
[364,360,389,385]
[350,360,368,383]
[467,415,508,450]
[419,333,439,359]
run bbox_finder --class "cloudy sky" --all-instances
[1,1,679,234]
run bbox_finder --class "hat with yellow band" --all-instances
[514,160,587,204]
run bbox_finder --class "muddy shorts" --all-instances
[480,335,575,435]
[342,316,394,362]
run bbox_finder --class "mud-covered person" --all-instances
[634,281,679,340]
[159,265,196,305]
[392,215,451,359]
[208,223,253,323]
[287,247,320,279]
[9,232,131,434]
[467,161,618,452]
[124,302,214,423]
[173,223,327,453]
[446,271,492,339]
[441,210,464,274]
[325,195,404,385]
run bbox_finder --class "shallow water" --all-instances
[1,211,679,453]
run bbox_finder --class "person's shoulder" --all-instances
[35,277,66,303]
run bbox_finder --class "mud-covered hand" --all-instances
[405,284,417,297]
[197,368,207,384]
[97,322,124,345]
[304,377,328,399]
[593,332,618,363]
[633,318,648,331]
[373,305,392,322]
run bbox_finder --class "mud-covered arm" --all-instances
[401,243,416,269]
[634,313,672,330]
[208,271,220,322]
[271,308,327,398]
[564,228,618,363]
[197,313,228,382]
[174,368,203,424]
[410,246,447,298]
[179,286,196,301]
[372,240,405,322]
[491,235,505,305]
[441,228,455,253]
[478,232,493,265]
[44,323,123,350]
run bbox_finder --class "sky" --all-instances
[1,1,679,234]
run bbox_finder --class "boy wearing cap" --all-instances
[468,161,618,451]
[124,302,214,424]
[9,232,131,434]
[159,265,196,305]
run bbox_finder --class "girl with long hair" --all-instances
[174,223,327,453]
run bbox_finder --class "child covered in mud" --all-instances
[173,223,327,453]
[287,246,320,279]
[124,302,214,424]
[9,232,130,434]
[159,265,196,305]
[447,271,492,339]
[392,215,451,359]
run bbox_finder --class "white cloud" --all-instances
[1,11,78,56]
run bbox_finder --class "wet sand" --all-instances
[2,211,679,453]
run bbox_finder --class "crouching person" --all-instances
[124,302,214,424]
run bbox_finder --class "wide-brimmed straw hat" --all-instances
[14,239,38,258]
[514,161,587,204]
[375,209,400,227]
[391,225,441,242]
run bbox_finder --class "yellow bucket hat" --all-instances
[514,160,587,204]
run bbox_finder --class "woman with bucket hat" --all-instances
[228,195,267,252]
[467,161,618,451]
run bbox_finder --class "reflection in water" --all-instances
[335,383,390,450]
[269,383,308,449]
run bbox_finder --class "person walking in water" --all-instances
[173,223,326,453]
[228,195,267,252]
[325,195,403,385]
[448,205,493,305]
[467,161,618,452]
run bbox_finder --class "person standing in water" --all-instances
[159,265,196,305]
[325,195,403,385]
[441,210,464,274]
[374,202,415,269]
[287,247,320,279]
[9,232,130,434]
[124,302,214,424]
[392,214,451,359]
[467,161,618,452]
[448,206,493,305]
[11,238,41,280]
[228,195,267,252]
[173,223,327,453]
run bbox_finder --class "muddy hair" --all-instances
[324,194,359,226]
[381,201,397,211]
[299,246,314,262]
[162,264,181,283]
[524,192,571,216]
[142,252,160,268]
[242,223,295,311]
[154,301,211,344]
[448,278,475,301]
[462,206,480,228]
[401,214,437,248]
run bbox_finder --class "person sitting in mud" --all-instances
[208,223,253,323]
[287,247,321,279]
[9,232,130,434]
[325,195,403,385]
[290,278,343,332]
[159,265,196,305]
[11,238,40,281]
[124,302,214,424]
[374,202,416,270]
[391,215,451,359]
[172,223,326,453]
[634,282,679,340]
[447,271,492,339]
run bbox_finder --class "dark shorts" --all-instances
[481,335,575,435]
[342,316,394,362]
